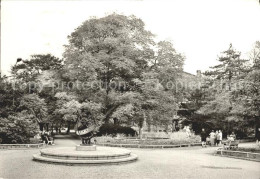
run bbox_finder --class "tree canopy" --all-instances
[1,13,259,143]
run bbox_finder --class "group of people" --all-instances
[201,129,240,147]
[201,129,223,147]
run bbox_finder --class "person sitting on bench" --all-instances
[228,132,236,142]
[224,132,238,149]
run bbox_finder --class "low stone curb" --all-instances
[33,153,138,165]
[0,143,45,149]
[97,143,202,149]
[215,148,260,162]
[32,147,138,165]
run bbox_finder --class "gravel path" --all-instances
[0,138,259,179]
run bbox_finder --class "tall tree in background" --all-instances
[12,54,63,82]
[10,54,64,131]
[152,40,184,87]
[205,44,248,91]
[0,77,17,118]
[232,41,260,137]
[197,45,249,136]
[249,41,260,69]
[62,14,184,136]
[198,43,259,137]
[19,94,48,129]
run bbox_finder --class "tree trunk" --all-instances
[139,127,143,139]
[51,124,54,133]
[59,123,62,134]
[113,118,119,125]
[67,121,71,134]
[46,123,49,132]
[39,123,44,131]
[138,116,144,139]
[255,117,260,138]
[228,70,232,91]
[55,127,58,134]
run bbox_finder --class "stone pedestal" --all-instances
[76,145,96,151]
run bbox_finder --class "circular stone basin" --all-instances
[33,146,138,165]
[41,147,131,159]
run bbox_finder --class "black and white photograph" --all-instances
[0,0,260,178]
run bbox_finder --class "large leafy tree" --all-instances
[63,14,154,86]
[63,14,150,119]
[152,40,184,86]
[53,92,79,133]
[62,14,184,136]
[19,94,48,129]
[54,92,103,134]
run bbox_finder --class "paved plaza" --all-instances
[0,138,259,179]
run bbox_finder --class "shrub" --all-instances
[235,130,248,139]
[95,131,201,145]
[0,112,39,144]
[97,123,137,137]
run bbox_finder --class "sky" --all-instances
[1,0,260,76]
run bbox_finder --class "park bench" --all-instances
[223,140,239,150]
[45,136,54,145]
[29,138,42,144]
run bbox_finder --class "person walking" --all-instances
[186,126,191,137]
[201,128,207,147]
[218,130,223,146]
[209,130,215,146]
[215,130,219,146]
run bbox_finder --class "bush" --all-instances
[95,131,201,145]
[235,130,248,139]
[0,112,39,144]
[97,123,137,137]
[29,138,41,144]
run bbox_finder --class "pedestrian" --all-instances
[201,128,207,147]
[256,128,260,147]
[209,130,215,146]
[215,130,219,146]
[186,126,191,137]
[42,132,48,144]
[218,130,223,145]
